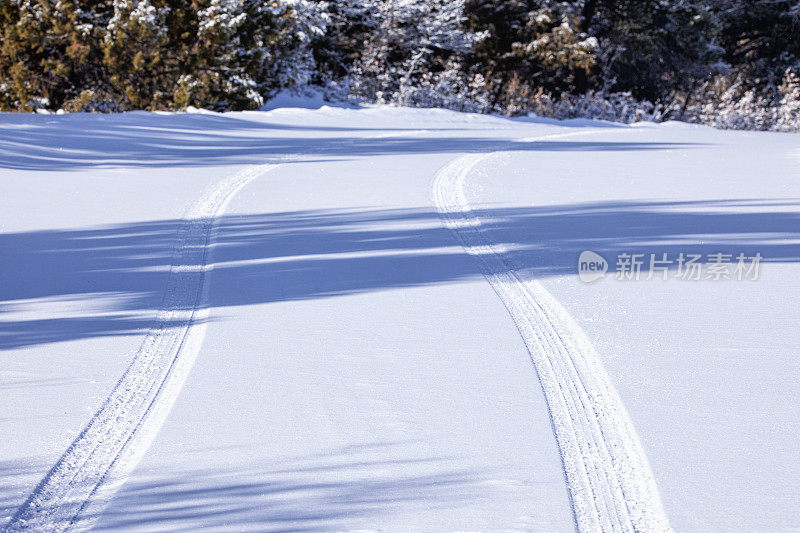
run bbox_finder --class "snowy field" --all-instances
[1,102,799,532]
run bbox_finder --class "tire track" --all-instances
[3,163,279,533]
[431,132,672,533]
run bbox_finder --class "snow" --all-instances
[433,143,670,532]
[1,103,799,531]
[259,89,342,111]
[464,124,800,531]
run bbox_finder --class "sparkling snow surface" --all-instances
[1,104,798,531]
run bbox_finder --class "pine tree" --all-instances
[465,0,598,110]
[584,0,721,107]
[102,0,172,109]
[0,0,112,111]
[324,0,479,106]
[716,0,800,88]
[172,0,327,110]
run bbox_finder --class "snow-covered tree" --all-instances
[331,0,482,108]
[102,0,327,110]
[0,0,797,130]
[776,69,800,132]
[0,0,112,110]
[464,1,600,110]
[102,0,171,109]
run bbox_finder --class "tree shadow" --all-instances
[1,199,798,350]
[0,111,698,170]
[85,443,484,531]
[0,458,52,523]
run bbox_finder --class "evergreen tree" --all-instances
[716,0,800,88]
[0,0,797,131]
[0,0,112,110]
[465,1,598,109]
[584,0,722,107]
[102,0,172,109]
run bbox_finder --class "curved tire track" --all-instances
[3,163,279,532]
[431,133,671,533]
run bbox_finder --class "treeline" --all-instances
[1,0,798,130]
